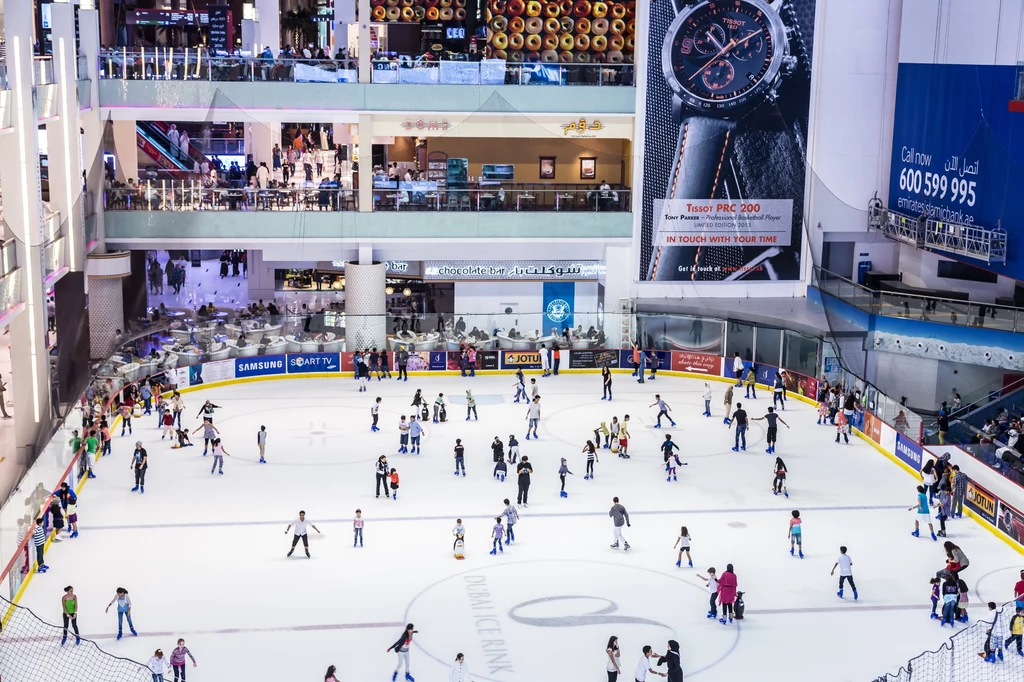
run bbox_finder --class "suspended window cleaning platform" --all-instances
[867,201,1007,264]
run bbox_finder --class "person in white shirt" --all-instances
[526,396,541,439]
[167,124,180,159]
[830,545,858,600]
[732,352,744,386]
[449,653,469,682]
[635,646,666,681]
[179,130,190,161]
[606,635,622,681]
[702,383,712,417]
[284,510,321,558]
[255,162,271,189]
[200,159,210,176]
[147,650,170,680]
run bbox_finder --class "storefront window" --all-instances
[782,330,820,377]
[727,322,754,363]
[636,314,724,355]
[754,327,783,367]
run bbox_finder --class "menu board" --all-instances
[208,5,231,53]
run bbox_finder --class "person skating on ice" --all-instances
[501,498,520,544]
[397,346,409,382]
[452,519,466,552]
[198,420,219,455]
[702,383,712,417]
[698,568,719,619]
[648,352,660,381]
[380,349,392,379]
[368,348,380,379]
[832,546,858,600]
[170,638,197,682]
[717,564,738,624]
[582,440,599,480]
[433,393,446,423]
[1006,607,1024,656]
[598,421,611,449]
[722,386,734,425]
[619,415,631,458]
[256,425,268,463]
[635,645,667,681]
[732,352,744,386]
[788,510,804,558]
[209,438,231,475]
[353,509,364,547]
[376,455,391,498]
[910,485,938,540]
[606,636,622,681]
[513,368,527,403]
[558,458,573,498]
[409,416,423,454]
[490,517,505,555]
[195,400,221,423]
[540,343,551,377]
[465,390,478,421]
[146,649,171,681]
[105,587,138,639]
[752,407,788,454]
[450,653,470,682]
[61,585,80,646]
[389,468,401,499]
[650,395,676,428]
[772,457,789,497]
[525,396,541,440]
[674,526,692,568]
[387,623,418,682]
[411,389,423,409]
[835,411,850,444]
[285,511,320,558]
[507,434,520,463]
[729,403,748,451]
[929,577,941,619]
[516,457,533,506]
[370,397,382,432]
[610,417,620,453]
[398,416,410,453]
[980,602,1006,662]
[661,434,683,482]
[936,482,951,537]
[454,439,466,476]
[939,574,960,626]
[656,640,682,682]
[744,367,757,399]
[602,365,613,401]
[609,497,631,551]
[130,441,148,493]
[772,372,787,409]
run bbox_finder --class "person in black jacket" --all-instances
[397,347,409,381]
[387,623,418,682]
[375,455,390,499]
[657,640,683,682]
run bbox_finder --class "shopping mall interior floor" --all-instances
[13,373,1024,682]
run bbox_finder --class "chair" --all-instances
[459,194,471,211]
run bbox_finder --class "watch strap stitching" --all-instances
[651,122,691,280]
[690,129,732,280]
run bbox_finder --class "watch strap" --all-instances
[648,117,737,280]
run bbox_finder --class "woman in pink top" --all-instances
[717,564,738,624]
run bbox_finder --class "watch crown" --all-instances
[782,56,798,74]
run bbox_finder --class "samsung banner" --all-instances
[236,357,286,379]
[639,0,815,282]
[894,433,924,472]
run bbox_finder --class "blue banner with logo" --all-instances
[894,432,924,472]
[235,357,286,379]
[543,282,574,332]
[287,353,340,374]
[429,351,448,371]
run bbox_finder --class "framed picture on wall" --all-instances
[579,157,597,180]
[539,157,556,179]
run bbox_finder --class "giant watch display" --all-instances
[644,0,810,282]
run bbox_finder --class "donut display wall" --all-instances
[370,0,475,22]
[484,0,634,62]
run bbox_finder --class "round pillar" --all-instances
[86,251,131,359]
[344,262,386,351]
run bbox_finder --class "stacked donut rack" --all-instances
[370,0,471,22]
[487,1,636,63]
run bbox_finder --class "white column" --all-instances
[256,0,281,56]
[79,7,107,253]
[49,2,86,273]
[357,114,373,212]
[358,0,372,84]
[249,121,278,168]
[0,0,52,451]
[241,19,258,54]
[344,262,386,350]
[111,120,139,182]
[334,0,357,53]
[86,252,131,359]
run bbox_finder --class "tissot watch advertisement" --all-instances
[639,0,815,282]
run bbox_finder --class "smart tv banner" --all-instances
[235,357,286,379]
[287,353,341,374]
[639,0,814,282]
[888,63,1024,279]
[894,433,924,472]
[542,282,574,332]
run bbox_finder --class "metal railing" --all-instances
[98,51,358,83]
[103,184,358,212]
[370,59,634,86]
[814,266,1024,333]
[869,202,1007,263]
[371,186,631,212]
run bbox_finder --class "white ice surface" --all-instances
[13,374,1024,682]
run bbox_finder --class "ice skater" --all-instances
[376,455,391,498]
[583,440,599,479]
[558,458,573,498]
[674,526,692,568]
[772,372,786,409]
[598,421,611,449]
[466,390,478,421]
[609,497,631,551]
[717,565,738,624]
[209,438,231,475]
[257,425,267,463]
[198,420,219,455]
[744,367,757,399]
[161,411,175,440]
[433,393,446,424]
[490,517,505,555]
[387,623,418,682]
[411,389,424,410]
[409,416,423,454]
[525,396,540,440]
[618,415,631,458]
[940,574,960,626]
[130,441,148,493]
[648,352,660,381]
[453,519,466,558]
[353,509,364,547]
[930,578,941,620]
[529,377,540,402]
[454,439,466,476]
[723,385,734,425]
[772,457,788,497]
[831,546,857,600]
[503,493,520,540]
[147,650,170,682]
[513,368,527,403]
[752,406,788,454]
[835,411,850,444]
[910,485,938,541]
[357,352,370,391]
[1006,607,1023,656]
[540,343,551,377]
[389,468,400,500]
[516,457,533,506]
[698,568,719,619]
[380,350,392,379]
[285,511,320,558]
[61,585,80,646]
[371,397,382,432]
[980,602,1005,662]
[104,587,137,640]
[398,416,410,453]
[508,434,520,463]
[609,417,620,453]
[195,400,221,423]
[702,383,712,417]
[602,365,613,400]
[817,400,829,425]
[729,403,748,451]
[169,639,197,682]
[494,453,508,482]
[936,483,951,537]
[650,395,676,428]
[788,510,804,558]
[661,434,684,482]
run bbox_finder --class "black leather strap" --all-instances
[648,117,736,281]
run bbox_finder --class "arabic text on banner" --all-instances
[653,199,793,248]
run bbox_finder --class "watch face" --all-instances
[662,0,788,114]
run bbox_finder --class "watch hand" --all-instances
[707,31,725,52]
[688,28,764,82]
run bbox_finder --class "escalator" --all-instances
[136,121,215,180]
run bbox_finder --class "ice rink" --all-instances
[17,372,1024,682]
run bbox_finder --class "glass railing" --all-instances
[103,184,358,212]
[33,56,55,86]
[98,51,358,83]
[370,59,634,86]
[372,186,631,212]
[814,266,1024,332]
[76,54,90,81]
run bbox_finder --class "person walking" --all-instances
[516,457,533,506]
[285,511,321,558]
[105,587,138,639]
[387,623,418,682]
[130,442,148,493]
[602,365,613,401]
[609,497,631,551]
[606,635,622,682]
[61,585,81,646]
[257,425,268,463]
[730,403,748,451]
[169,639,197,682]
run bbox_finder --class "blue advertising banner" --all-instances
[287,353,340,374]
[543,282,574,332]
[235,357,286,379]
[428,351,448,371]
[888,63,1024,279]
[894,432,924,472]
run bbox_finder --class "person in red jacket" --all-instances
[1015,569,1024,610]
[717,564,738,625]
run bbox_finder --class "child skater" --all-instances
[353,509,364,547]
[940,574,960,626]
[929,578,941,620]
[513,369,527,403]
[674,526,692,568]
[831,546,858,600]
[389,468,400,500]
[583,440,599,480]
[609,417,620,452]
[490,517,505,555]
[453,519,466,559]
[702,383,712,417]
[387,624,418,682]
[558,458,573,498]
[169,639,197,682]
[788,510,803,558]
[980,602,1005,662]
[772,457,788,497]
[493,456,507,482]
[618,415,631,459]
[661,434,684,482]
[508,434,520,464]
[599,421,611,448]
[817,399,829,425]
[697,567,719,620]
[161,410,175,440]
[835,411,850,444]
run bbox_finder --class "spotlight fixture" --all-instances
[385,286,395,295]
[403,288,412,297]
